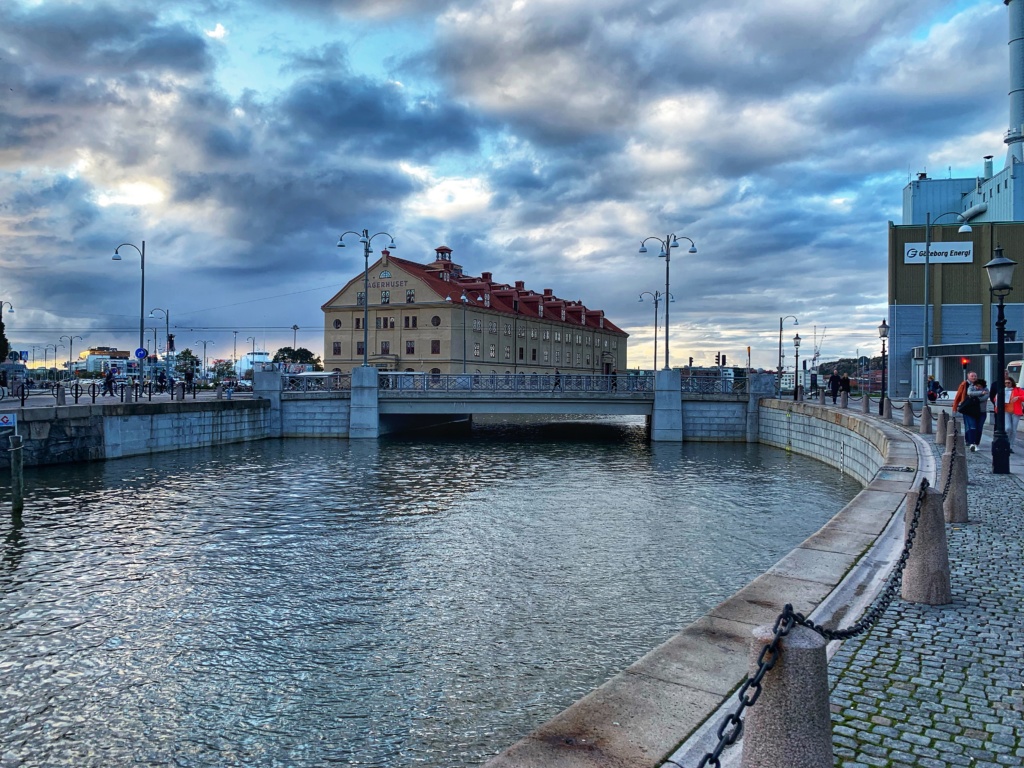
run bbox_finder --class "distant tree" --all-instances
[273,346,323,370]
[0,319,9,362]
[211,360,235,380]
[174,349,200,376]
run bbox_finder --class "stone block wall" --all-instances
[681,397,749,441]
[758,399,888,484]
[280,394,350,437]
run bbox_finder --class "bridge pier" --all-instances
[651,368,683,442]
[350,366,381,439]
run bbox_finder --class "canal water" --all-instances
[0,416,861,767]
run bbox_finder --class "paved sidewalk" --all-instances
[827,426,1024,767]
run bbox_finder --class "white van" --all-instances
[1008,360,1022,382]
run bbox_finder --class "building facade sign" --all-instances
[903,242,974,264]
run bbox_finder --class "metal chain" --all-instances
[791,477,928,640]
[940,420,958,502]
[687,477,930,767]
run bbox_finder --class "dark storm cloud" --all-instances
[277,76,482,160]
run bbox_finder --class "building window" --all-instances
[504,345,511,360]
[355,317,362,330]
[357,341,365,356]
[504,323,512,336]
[406,289,415,303]
[381,290,390,305]
[381,341,390,355]
[561,308,566,320]
[554,331,561,342]
[576,335,582,345]
[406,340,415,354]
[488,321,497,334]
[518,347,524,360]
[333,319,342,329]
[489,344,496,359]
[332,342,341,355]
[604,339,609,349]
[585,354,590,366]
[474,342,481,358]
[576,353,582,366]
[431,315,441,327]
[612,340,618,350]
[473,318,482,332]
[431,340,441,354]
[357,292,365,306]
[376,317,383,329]
[530,329,538,339]
[555,350,561,364]
[585,336,591,346]
[389,317,396,329]
[543,330,550,340]
[543,350,549,363]
[531,349,537,361]
[518,327,526,338]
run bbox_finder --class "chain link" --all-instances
[940,419,958,502]
[688,476,930,767]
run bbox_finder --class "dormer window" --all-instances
[484,294,491,307]
[561,308,566,321]
[538,303,543,317]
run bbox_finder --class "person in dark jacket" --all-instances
[828,369,841,404]
[840,373,852,397]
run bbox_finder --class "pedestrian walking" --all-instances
[185,368,195,394]
[1000,375,1024,452]
[552,368,561,391]
[840,373,851,397]
[610,368,617,392]
[828,369,841,404]
[954,372,988,450]
[102,368,115,397]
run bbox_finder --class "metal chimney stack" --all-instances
[1006,0,1024,165]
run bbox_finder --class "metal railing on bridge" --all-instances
[681,374,748,395]
[377,372,653,395]
[284,373,352,392]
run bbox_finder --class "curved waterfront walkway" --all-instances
[668,404,1024,768]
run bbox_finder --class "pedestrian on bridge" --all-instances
[552,369,561,391]
[828,369,841,404]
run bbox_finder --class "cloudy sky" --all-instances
[0,0,1013,371]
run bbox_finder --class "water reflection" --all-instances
[0,416,859,767]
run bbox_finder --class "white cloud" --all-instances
[205,23,228,40]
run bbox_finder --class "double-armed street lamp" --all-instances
[638,234,697,369]
[59,335,82,378]
[445,291,480,373]
[984,246,1017,474]
[639,291,674,372]
[792,333,802,400]
[778,315,798,395]
[194,340,215,380]
[112,240,146,383]
[338,229,397,367]
[44,343,63,381]
[920,212,972,408]
[878,319,889,416]
[0,300,13,323]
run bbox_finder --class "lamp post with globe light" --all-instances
[878,319,889,416]
[793,333,802,400]
[338,229,397,367]
[984,246,1016,474]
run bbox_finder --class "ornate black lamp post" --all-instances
[338,229,397,367]
[985,245,1017,474]
[793,333,801,400]
[878,319,889,416]
[638,234,696,369]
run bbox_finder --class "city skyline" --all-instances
[0,0,1011,369]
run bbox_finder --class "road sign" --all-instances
[0,413,17,430]
[135,348,148,359]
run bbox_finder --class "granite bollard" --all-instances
[883,397,892,419]
[861,392,870,413]
[920,404,932,434]
[840,391,849,409]
[941,446,968,524]
[740,624,833,768]
[935,410,948,445]
[901,483,952,605]
[902,402,914,427]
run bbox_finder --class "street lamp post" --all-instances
[292,324,299,351]
[878,319,889,416]
[445,292,479,373]
[44,343,63,381]
[194,339,214,380]
[0,301,13,324]
[338,229,397,367]
[984,246,1017,474]
[639,291,674,372]
[59,335,82,378]
[112,240,146,384]
[247,336,257,378]
[638,234,697,369]
[793,333,802,400]
[921,212,972,407]
[149,308,171,380]
[778,315,798,395]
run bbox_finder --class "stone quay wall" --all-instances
[0,400,270,468]
[279,394,351,438]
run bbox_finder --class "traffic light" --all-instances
[715,352,721,365]
[961,357,970,370]
[167,334,176,352]
[721,354,727,366]
[688,356,693,367]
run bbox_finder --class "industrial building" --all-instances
[889,0,1024,397]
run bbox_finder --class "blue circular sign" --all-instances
[135,348,148,359]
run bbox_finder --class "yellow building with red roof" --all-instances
[321,246,628,374]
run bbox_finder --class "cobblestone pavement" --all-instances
[827,435,1024,768]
